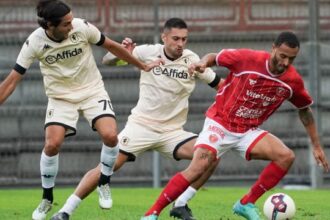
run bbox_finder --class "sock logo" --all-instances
[101,162,111,168]
[41,174,54,178]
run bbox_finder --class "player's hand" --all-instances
[143,58,165,72]
[313,146,329,172]
[188,62,207,76]
[122,37,136,53]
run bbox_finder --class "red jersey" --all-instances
[206,49,313,133]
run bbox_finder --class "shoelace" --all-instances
[38,200,50,212]
[99,185,111,199]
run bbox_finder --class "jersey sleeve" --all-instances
[15,38,37,73]
[80,19,104,45]
[190,52,218,85]
[216,49,244,72]
[132,45,148,62]
[289,77,313,109]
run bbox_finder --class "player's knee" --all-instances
[102,133,118,147]
[277,148,295,167]
[186,161,210,180]
[44,139,62,155]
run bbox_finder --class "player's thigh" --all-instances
[45,98,79,137]
[245,132,292,161]
[118,121,159,159]
[158,129,197,161]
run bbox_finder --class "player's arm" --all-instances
[0,69,23,105]
[188,53,217,75]
[298,106,329,172]
[101,37,163,71]
[102,38,136,66]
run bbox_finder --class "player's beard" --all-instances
[272,56,286,74]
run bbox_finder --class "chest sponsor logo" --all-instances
[245,90,276,103]
[152,66,188,79]
[235,106,266,119]
[45,48,83,64]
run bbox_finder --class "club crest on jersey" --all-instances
[276,87,287,97]
[152,66,188,79]
[70,33,80,43]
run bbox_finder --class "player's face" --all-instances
[48,12,74,41]
[162,28,188,60]
[270,43,299,75]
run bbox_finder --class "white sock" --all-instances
[59,194,82,215]
[40,151,59,188]
[100,144,119,176]
[174,186,197,207]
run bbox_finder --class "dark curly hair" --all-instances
[36,0,71,29]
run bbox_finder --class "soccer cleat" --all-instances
[32,199,52,220]
[50,212,70,220]
[169,204,196,220]
[233,200,261,220]
[140,214,158,220]
[97,184,113,209]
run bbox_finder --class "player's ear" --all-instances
[161,33,166,43]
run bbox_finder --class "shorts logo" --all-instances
[120,136,130,146]
[47,109,54,118]
[209,134,219,143]
[208,125,225,139]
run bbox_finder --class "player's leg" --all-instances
[233,132,294,220]
[142,147,216,219]
[93,116,119,209]
[32,125,66,220]
[33,99,77,220]
[50,153,130,220]
[242,133,294,203]
[170,137,220,220]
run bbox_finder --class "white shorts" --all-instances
[195,117,268,160]
[45,90,115,137]
[118,120,197,161]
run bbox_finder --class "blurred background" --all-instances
[0,0,329,188]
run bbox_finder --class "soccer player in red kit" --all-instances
[140,32,329,220]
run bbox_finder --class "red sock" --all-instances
[241,162,287,204]
[144,172,190,216]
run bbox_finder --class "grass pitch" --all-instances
[0,187,329,219]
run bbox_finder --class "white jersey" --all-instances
[129,44,217,132]
[16,18,105,103]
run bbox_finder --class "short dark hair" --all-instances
[36,0,71,29]
[274,31,300,48]
[163,18,187,31]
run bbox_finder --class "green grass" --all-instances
[0,187,329,219]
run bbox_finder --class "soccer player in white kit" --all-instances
[51,18,221,220]
[0,1,162,220]
[140,32,329,220]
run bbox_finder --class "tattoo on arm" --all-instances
[299,108,315,126]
